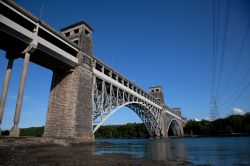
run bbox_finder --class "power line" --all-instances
[211,0,220,97]
[225,79,250,110]
[215,0,231,98]
[224,67,250,105]
[222,20,250,98]
[210,0,221,121]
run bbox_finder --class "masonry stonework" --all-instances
[160,111,184,137]
[43,53,94,141]
[43,21,95,141]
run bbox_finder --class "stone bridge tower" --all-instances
[149,86,165,104]
[43,21,95,141]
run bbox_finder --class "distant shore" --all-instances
[0,137,194,166]
[183,133,250,138]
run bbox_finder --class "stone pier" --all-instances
[43,21,95,141]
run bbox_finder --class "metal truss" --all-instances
[92,75,162,137]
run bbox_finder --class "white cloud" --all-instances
[194,118,201,121]
[230,108,246,115]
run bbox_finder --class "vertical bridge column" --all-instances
[9,52,30,137]
[0,55,14,136]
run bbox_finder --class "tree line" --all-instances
[1,114,249,137]
[95,123,150,138]
[1,126,44,137]
[184,114,250,135]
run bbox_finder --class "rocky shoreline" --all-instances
[0,137,194,166]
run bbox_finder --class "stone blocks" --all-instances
[43,53,94,141]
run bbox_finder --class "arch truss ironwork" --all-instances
[92,75,162,136]
[91,60,185,137]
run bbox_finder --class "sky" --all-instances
[0,0,250,129]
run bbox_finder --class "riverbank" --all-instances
[0,137,193,166]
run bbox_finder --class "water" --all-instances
[96,136,250,165]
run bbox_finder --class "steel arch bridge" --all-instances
[0,0,186,140]
[92,60,186,137]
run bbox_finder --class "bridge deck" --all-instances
[0,0,79,71]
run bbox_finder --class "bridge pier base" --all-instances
[43,53,94,142]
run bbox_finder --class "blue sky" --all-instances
[0,0,250,129]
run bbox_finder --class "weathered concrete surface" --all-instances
[10,52,30,137]
[0,58,13,136]
[9,125,20,137]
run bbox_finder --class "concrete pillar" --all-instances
[0,58,14,136]
[9,52,30,137]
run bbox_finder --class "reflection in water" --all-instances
[96,136,250,165]
[147,138,187,161]
[95,138,188,162]
[95,139,148,157]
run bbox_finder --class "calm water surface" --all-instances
[96,136,250,165]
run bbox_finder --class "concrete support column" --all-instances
[9,52,30,137]
[0,58,14,136]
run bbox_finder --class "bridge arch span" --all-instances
[166,118,183,136]
[93,101,161,137]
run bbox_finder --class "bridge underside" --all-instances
[0,24,74,71]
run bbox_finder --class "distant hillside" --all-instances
[1,127,44,137]
[1,114,249,137]
[184,114,250,135]
[20,126,44,137]
[1,123,149,138]
[95,123,150,138]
